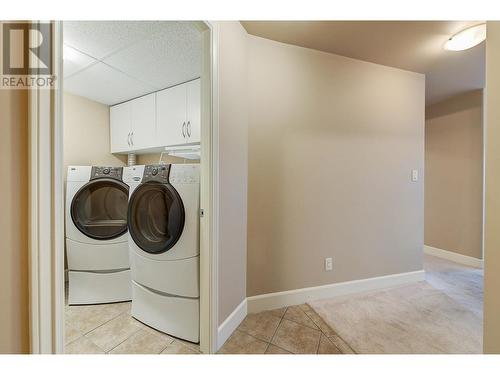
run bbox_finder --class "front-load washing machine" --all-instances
[66,166,131,304]
[123,164,200,343]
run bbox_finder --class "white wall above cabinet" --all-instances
[110,79,200,154]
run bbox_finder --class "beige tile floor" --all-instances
[65,255,478,354]
[217,304,355,354]
[65,284,352,354]
[64,287,200,354]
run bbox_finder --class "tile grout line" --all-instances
[335,335,357,354]
[266,307,289,354]
[233,328,273,351]
[103,325,145,354]
[297,303,343,354]
[64,302,132,348]
[168,339,200,354]
[325,335,344,354]
[136,317,200,353]
[303,305,325,332]
[82,308,139,353]
[65,311,127,350]
[304,306,342,353]
[315,334,322,354]
[280,316,320,331]
[306,303,357,354]
[232,308,285,353]
[153,335,175,355]
[309,313,345,353]
[237,305,333,354]
[280,307,322,354]
[80,308,134,345]
[168,336,201,353]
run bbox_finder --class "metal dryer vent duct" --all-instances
[127,153,137,166]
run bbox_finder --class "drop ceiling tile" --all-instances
[63,21,174,60]
[103,22,201,90]
[64,62,156,106]
[63,44,98,78]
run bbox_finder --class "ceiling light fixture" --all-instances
[444,23,486,51]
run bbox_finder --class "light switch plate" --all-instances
[411,169,419,182]
[325,257,333,271]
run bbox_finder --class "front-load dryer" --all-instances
[123,164,200,343]
[66,166,132,304]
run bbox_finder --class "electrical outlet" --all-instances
[325,257,333,271]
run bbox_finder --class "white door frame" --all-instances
[28,20,220,354]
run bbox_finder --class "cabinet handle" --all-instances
[127,132,131,146]
[130,131,134,146]
[187,121,191,137]
[182,122,186,138]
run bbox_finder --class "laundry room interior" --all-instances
[63,21,206,354]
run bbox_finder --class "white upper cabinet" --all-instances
[156,78,201,146]
[110,93,155,153]
[110,78,200,153]
[186,79,201,144]
[110,101,132,153]
[130,93,156,150]
[156,83,188,147]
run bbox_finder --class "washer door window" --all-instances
[71,179,129,240]
[128,182,185,254]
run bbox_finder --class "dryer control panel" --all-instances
[142,164,171,183]
[90,166,123,181]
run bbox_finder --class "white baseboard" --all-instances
[424,245,483,268]
[217,298,247,351]
[246,270,425,314]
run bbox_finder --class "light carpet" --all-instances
[309,256,483,354]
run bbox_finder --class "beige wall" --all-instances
[218,22,248,324]
[484,21,500,354]
[0,88,29,352]
[247,36,425,296]
[136,153,198,165]
[63,92,127,172]
[425,90,484,259]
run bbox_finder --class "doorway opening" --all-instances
[423,22,485,348]
[42,20,218,354]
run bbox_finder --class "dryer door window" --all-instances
[128,182,185,254]
[71,179,129,240]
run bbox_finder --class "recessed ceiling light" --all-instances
[444,23,486,51]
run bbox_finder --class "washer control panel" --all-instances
[90,166,123,181]
[142,164,171,183]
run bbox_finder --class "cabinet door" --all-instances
[186,78,201,144]
[110,101,132,153]
[156,84,187,147]
[131,93,156,150]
